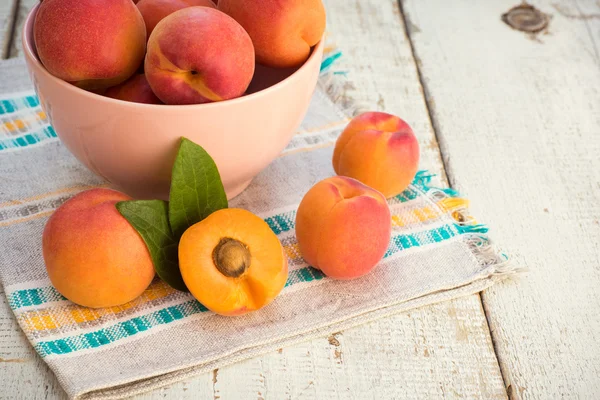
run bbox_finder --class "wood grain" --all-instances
[0,0,18,59]
[402,0,600,398]
[7,0,37,59]
[0,0,509,398]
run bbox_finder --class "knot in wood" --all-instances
[502,4,549,33]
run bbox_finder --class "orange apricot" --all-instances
[333,112,420,198]
[144,7,255,104]
[218,0,325,68]
[104,73,162,104]
[295,176,391,279]
[179,208,288,316]
[42,189,155,308]
[136,0,216,38]
[34,0,146,90]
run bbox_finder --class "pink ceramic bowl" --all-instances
[22,4,323,200]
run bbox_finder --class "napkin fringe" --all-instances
[411,171,522,279]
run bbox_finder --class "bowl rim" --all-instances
[22,3,324,110]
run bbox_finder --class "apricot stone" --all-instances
[42,189,155,308]
[34,0,146,90]
[104,74,162,104]
[333,112,420,198]
[179,208,288,316]
[145,7,255,104]
[295,176,391,280]
[218,0,326,68]
[136,0,216,38]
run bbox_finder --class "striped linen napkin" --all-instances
[0,55,517,399]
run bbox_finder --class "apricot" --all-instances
[42,189,155,308]
[136,0,216,38]
[295,176,391,280]
[104,74,162,104]
[145,7,255,104]
[218,0,326,68]
[34,0,146,91]
[333,112,420,198]
[179,208,288,316]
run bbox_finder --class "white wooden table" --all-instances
[1,0,599,398]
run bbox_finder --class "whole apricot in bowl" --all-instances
[104,74,162,105]
[33,0,146,90]
[219,0,326,68]
[136,0,216,38]
[145,7,255,105]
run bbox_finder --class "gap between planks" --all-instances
[395,0,511,394]
[2,0,20,59]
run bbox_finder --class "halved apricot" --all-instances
[179,208,288,316]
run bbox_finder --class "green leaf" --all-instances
[115,138,227,292]
[116,200,188,292]
[169,137,228,238]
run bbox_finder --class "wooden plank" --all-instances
[211,297,506,400]
[402,0,600,398]
[0,0,18,59]
[7,0,37,58]
[1,0,508,398]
